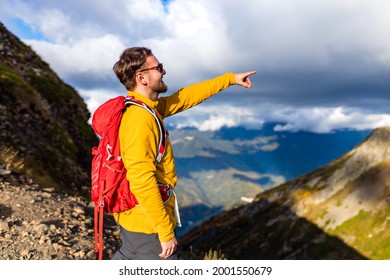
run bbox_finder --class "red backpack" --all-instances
[91,95,166,260]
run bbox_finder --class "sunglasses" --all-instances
[139,63,164,73]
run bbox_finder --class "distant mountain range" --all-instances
[178,127,390,259]
[170,125,370,236]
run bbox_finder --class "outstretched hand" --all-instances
[234,71,257,88]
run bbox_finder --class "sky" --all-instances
[2,0,390,133]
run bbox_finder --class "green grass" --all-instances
[0,65,33,94]
[328,207,390,259]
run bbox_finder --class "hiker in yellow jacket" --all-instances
[111,47,256,260]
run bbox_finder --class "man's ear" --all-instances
[136,72,147,85]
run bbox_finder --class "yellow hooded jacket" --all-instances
[114,73,236,242]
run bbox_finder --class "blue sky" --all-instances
[3,17,44,40]
[2,0,390,133]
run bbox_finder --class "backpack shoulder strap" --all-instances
[124,96,166,162]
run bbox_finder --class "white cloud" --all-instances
[2,0,390,133]
[25,35,125,81]
[167,104,390,133]
[271,107,390,133]
[219,0,390,69]
[171,105,264,131]
[4,0,390,72]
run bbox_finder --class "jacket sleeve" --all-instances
[119,108,175,241]
[157,72,235,118]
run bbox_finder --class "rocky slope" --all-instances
[0,166,119,260]
[0,21,121,260]
[179,127,390,260]
[0,22,98,194]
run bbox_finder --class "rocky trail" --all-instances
[0,166,120,260]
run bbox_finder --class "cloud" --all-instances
[2,0,390,133]
[166,104,390,133]
[24,35,126,90]
[170,105,264,131]
[271,107,390,133]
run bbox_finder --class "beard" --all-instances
[152,79,168,94]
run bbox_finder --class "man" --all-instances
[111,47,256,260]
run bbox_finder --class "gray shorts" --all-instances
[112,224,178,260]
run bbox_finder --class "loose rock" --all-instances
[0,167,120,259]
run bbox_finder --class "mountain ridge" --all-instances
[170,125,369,236]
[178,127,390,259]
[0,22,98,193]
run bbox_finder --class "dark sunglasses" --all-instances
[139,63,164,73]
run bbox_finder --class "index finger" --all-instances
[244,70,257,77]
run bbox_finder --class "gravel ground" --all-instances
[0,166,120,260]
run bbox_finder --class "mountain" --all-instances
[0,23,117,260]
[170,125,369,236]
[0,22,98,194]
[178,127,390,259]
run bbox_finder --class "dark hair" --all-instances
[113,47,152,90]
